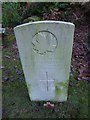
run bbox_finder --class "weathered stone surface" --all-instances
[14,21,75,102]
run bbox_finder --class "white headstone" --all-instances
[14,21,75,102]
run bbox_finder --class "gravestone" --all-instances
[14,21,75,102]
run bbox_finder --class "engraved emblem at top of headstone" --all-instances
[31,31,58,55]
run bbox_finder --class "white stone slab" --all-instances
[14,21,75,102]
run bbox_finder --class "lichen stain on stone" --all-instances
[27,84,31,94]
[55,81,68,100]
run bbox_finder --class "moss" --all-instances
[55,83,62,96]
[23,16,41,23]
[55,81,68,100]
[27,84,31,94]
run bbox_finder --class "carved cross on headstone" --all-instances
[40,72,55,91]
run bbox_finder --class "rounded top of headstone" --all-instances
[14,21,75,30]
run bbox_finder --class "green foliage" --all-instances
[2,3,22,27]
[2,2,89,27]
[26,3,54,16]
[23,16,41,23]
[27,3,71,16]
[54,3,71,10]
[2,2,72,27]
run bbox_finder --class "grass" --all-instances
[2,34,89,118]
